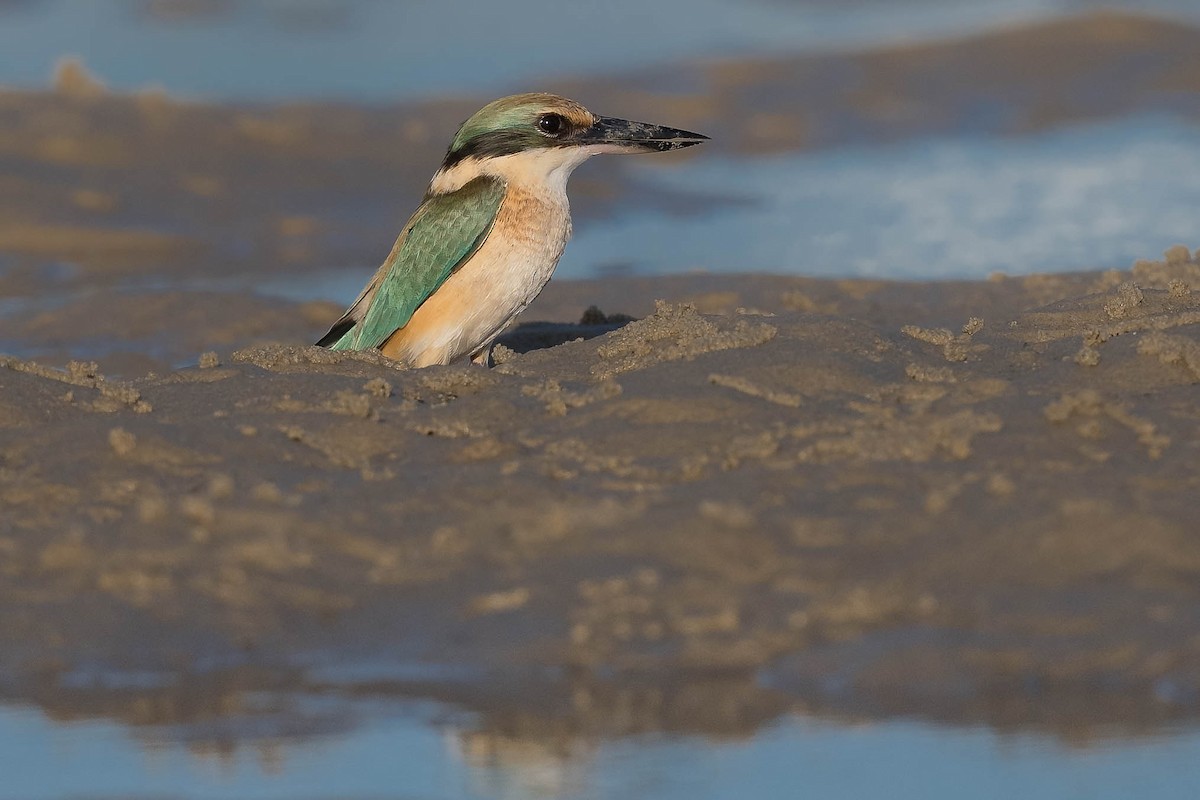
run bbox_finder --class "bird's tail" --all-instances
[315,319,357,349]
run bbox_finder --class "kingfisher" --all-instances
[316,93,707,367]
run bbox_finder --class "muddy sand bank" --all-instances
[3,255,1200,740]
[4,9,1200,743]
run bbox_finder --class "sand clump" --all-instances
[590,301,777,379]
[52,57,108,100]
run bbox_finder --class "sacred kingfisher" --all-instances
[316,93,708,367]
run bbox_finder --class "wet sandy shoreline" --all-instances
[3,11,1200,744]
[4,255,1200,741]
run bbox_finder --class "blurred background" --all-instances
[4,2,1200,798]
[2,0,1200,295]
[2,0,1195,103]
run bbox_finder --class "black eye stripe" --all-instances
[441,112,580,168]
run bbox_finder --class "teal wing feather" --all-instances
[321,176,506,350]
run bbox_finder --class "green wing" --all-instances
[319,176,506,350]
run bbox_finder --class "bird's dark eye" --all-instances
[536,113,565,136]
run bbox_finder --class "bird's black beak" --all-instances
[577,115,709,151]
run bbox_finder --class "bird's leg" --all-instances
[469,344,493,368]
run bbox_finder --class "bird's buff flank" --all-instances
[316,93,708,367]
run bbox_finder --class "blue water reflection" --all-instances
[2,701,1198,800]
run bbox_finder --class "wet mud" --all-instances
[4,255,1200,744]
[2,11,1200,749]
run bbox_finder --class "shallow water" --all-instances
[560,115,1200,281]
[3,700,1199,800]
[1,0,1199,102]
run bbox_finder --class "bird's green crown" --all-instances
[442,93,595,168]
